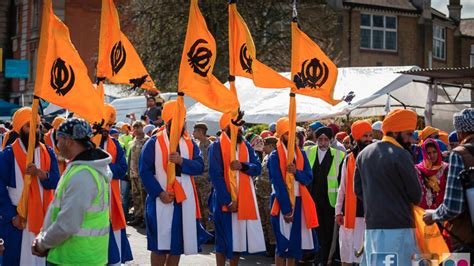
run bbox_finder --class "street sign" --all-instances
[5,59,29,78]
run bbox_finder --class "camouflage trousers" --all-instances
[257,194,276,245]
[130,176,146,220]
[194,175,214,232]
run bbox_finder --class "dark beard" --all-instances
[20,131,40,148]
[225,128,243,144]
[395,134,412,152]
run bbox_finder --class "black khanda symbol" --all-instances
[239,44,253,74]
[111,41,126,76]
[293,58,329,90]
[187,39,213,77]
[50,58,75,96]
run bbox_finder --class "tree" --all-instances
[123,0,341,92]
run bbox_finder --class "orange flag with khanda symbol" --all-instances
[33,0,104,124]
[291,21,339,105]
[229,2,294,89]
[97,0,157,91]
[178,0,239,113]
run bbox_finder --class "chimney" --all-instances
[448,0,462,22]
[411,0,432,19]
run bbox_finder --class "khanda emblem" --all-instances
[293,58,329,89]
[187,39,212,77]
[50,58,75,96]
[239,44,253,74]
[111,41,126,76]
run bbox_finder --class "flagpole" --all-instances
[16,96,40,222]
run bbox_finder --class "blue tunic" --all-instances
[208,139,262,259]
[139,135,211,255]
[100,138,133,264]
[0,144,60,266]
[267,148,319,260]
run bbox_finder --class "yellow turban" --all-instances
[219,113,232,130]
[104,104,116,125]
[420,126,439,141]
[382,109,417,134]
[275,117,290,138]
[351,120,372,141]
[52,116,66,129]
[12,107,39,133]
[162,100,187,123]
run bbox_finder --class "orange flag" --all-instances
[33,0,104,124]
[97,0,157,91]
[291,21,339,105]
[229,2,294,89]
[178,0,239,113]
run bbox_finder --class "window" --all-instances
[31,0,39,29]
[360,14,397,51]
[433,25,446,60]
[470,45,474,67]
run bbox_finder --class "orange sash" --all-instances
[105,136,127,231]
[44,129,66,174]
[344,153,357,229]
[156,130,201,218]
[12,139,53,234]
[219,133,257,220]
[271,140,318,229]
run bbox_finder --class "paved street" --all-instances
[125,225,274,265]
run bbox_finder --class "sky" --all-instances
[431,0,474,19]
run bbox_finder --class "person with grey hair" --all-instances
[424,108,474,252]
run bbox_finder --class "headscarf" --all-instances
[162,100,187,123]
[268,122,276,133]
[420,126,439,141]
[219,113,232,130]
[372,121,382,132]
[327,123,340,135]
[315,126,333,139]
[51,116,66,129]
[104,104,117,126]
[12,107,39,133]
[335,132,348,142]
[448,131,458,143]
[351,120,372,141]
[453,108,474,133]
[382,109,417,134]
[260,130,273,139]
[275,117,289,137]
[247,133,264,152]
[56,118,95,148]
[308,121,324,131]
[416,138,447,193]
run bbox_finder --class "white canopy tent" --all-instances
[186,66,467,134]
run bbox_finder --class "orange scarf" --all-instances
[344,153,357,229]
[219,133,257,220]
[105,136,127,231]
[2,130,11,150]
[44,129,66,174]
[270,140,318,229]
[382,135,403,149]
[156,131,201,218]
[12,139,53,234]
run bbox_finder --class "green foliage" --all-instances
[245,123,269,135]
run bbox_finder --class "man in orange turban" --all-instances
[0,107,60,265]
[354,109,421,265]
[139,99,209,264]
[335,120,372,264]
[267,117,318,264]
[208,113,265,264]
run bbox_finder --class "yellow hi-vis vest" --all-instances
[47,165,110,265]
[305,146,344,208]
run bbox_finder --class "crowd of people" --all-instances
[0,101,473,266]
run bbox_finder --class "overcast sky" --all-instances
[431,0,474,18]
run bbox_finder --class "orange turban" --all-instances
[104,104,117,125]
[439,130,449,146]
[382,109,417,134]
[420,126,439,141]
[335,132,348,142]
[219,113,231,130]
[52,116,66,129]
[12,107,39,133]
[351,120,372,141]
[275,117,289,137]
[162,100,187,123]
[121,123,131,131]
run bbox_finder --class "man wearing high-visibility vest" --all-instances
[33,118,111,265]
[304,126,344,265]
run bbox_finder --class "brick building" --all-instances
[329,0,474,68]
[1,0,128,106]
